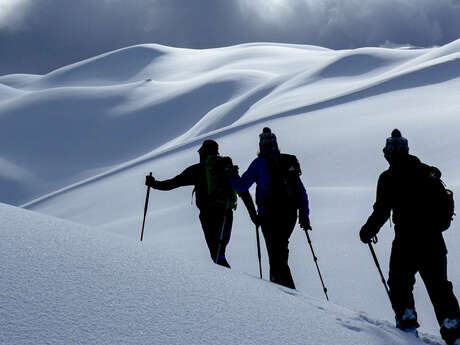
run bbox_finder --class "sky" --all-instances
[1,0,460,75]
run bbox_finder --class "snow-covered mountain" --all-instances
[2,39,460,343]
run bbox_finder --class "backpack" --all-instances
[269,154,302,209]
[204,155,237,210]
[424,166,455,231]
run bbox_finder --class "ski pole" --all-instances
[255,225,263,279]
[140,172,152,242]
[368,237,392,304]
[215,201,230,264]
[304,229,329,301]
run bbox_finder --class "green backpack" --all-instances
[204,155,237,210]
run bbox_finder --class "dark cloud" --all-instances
[1,0,460,75]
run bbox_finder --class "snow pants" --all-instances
[260,209,297,289]
[388,236,460,344]
[199,206,233,268]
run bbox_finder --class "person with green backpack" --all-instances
[145,139,257,268]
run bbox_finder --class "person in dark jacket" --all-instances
[145,139,257,268]
[360,129,460,345]
[229,127,311,289]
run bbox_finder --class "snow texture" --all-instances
[2,39,460,343]
[0,203,443,345]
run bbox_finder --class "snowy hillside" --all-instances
[2,40,460,206]
[0,203,443,344]
[2,39,460,340]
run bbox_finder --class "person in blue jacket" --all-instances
[230,127,311,289]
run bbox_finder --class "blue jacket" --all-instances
[229,155,310,217]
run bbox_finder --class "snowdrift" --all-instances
[0,203,443,345]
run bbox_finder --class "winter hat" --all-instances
[259,127,279,153]
[383,129,409,157]
[198,139,219,156]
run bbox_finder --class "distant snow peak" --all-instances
[380,40,422,50]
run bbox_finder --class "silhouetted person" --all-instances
[146,139,257,268]
[230,127,311,289]
[360,129,460,345]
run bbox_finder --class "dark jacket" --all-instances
[229,154,309,217]
[362,155,447,249]
[152,162,256,215]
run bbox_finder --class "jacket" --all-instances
[229,154,310,217]
[152,161,256,216]
[362,154,447,249]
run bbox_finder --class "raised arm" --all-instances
[146,165,197,191]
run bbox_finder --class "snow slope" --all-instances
[0,203,443,345]
[2,39,460,339]
[1,41,454,206]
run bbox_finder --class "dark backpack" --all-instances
[269,154,302,209]
[204,155,237,210]
[424,166,455,231]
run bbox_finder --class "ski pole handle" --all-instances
[140,172,152,242]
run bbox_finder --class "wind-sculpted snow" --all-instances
[2,41,460,205]
[0,203,444,345]
[0,82,23,100]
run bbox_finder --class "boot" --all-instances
[396,308,419,333]
[441,318,460,345]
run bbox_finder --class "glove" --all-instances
[299,214,312,231]
[359,224,376,244]
[145,174,156,187]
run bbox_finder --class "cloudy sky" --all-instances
[1,0,460,75]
